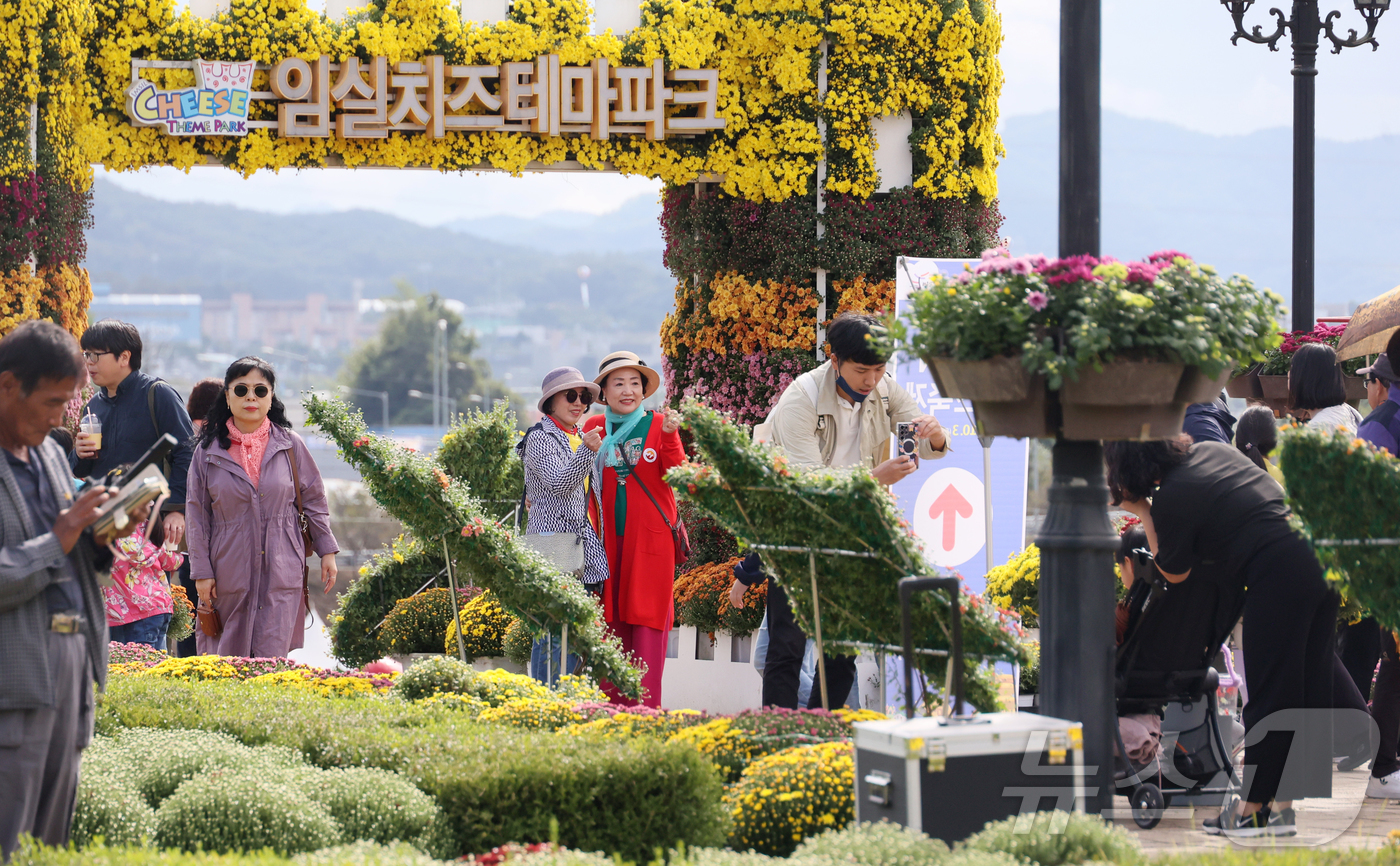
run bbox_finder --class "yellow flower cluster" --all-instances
[247,668,384,696]
[477,696,586,730]
[830,276,895,320]
[662,271,819,357]
[565,708,705,740]
[0,268,42,336]
[469,666,551,706]
[669,717,758,780]
[984,543,1039,628]
[445,589,514,659]
[140,655,240,681]
[824,0,1000,199]
[724,741,854,856]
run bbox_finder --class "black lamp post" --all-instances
[1039,0,1119,816]
[1220,0,1390,332]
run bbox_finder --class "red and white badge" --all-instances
[642,447,658,463]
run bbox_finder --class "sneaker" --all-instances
[1206,808,1271,838]
[1266,807,1297,837]
[1367,770,1400,799]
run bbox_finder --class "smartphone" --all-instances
[896,421,919,466]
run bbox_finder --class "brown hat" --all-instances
[594,351,660,400]
[537,366,600,413]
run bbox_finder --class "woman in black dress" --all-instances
[1105,438,1335,838]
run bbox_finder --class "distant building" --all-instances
[202,293,373,351]
[88,285,202,345]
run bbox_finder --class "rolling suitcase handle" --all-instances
[899,576,963,721]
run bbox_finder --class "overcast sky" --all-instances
[103,0,1400,222]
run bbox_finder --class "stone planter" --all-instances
[391,652,445,671]
[1059,360,1189,441]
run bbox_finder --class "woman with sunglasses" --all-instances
[517,367,605,684]
[186,357,339,658]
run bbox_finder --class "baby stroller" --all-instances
[1113,552,1247,829]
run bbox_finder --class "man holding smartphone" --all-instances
[70,320,194,547]
[730,311,949,709]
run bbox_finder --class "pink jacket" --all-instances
[102,522,181,626]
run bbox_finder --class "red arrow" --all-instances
[928,484,973,551]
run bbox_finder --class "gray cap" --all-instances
[537,366,600,413]
[1358,354,1397,384]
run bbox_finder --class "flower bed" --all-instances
[673,557,765,636]
[384,587,483,655]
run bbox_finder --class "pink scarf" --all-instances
[226,417,272,488]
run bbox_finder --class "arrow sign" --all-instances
[911,467,987,569]
[928,484,973,551]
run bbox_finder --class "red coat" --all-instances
[585,411,685,632]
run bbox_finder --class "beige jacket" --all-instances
[762,360,949,471]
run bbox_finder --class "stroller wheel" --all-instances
[1131,783,1164,830]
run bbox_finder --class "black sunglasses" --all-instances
[559,389,593,407]
[230,383,270,399]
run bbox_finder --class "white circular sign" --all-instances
[912,467,986,568]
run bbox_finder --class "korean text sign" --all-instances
[891,257,1029,595]
[125,55,724,140]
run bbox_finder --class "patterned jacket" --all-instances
[0,438,109,710]
[519,420,608,585]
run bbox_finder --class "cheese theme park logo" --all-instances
[124,56,724,141]
[126,60,255,136]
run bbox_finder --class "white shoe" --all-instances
[1366,771,1400,799]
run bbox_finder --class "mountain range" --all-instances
[87,110,1400,324]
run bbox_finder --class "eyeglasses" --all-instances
[230,384,270,399]
[81,351,113,362]
[559,389,593,407]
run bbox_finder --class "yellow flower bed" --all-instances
[668,716,757,780]
[564,708,705,740]
[724,741,854,856]
[477,696,588,730]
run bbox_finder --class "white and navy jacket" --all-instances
[518,420,608,585]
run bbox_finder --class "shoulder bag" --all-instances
[517,422,587,576]
[629,471,691,563]
[286,446,316,618]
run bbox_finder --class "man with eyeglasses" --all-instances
[70,320,195,549]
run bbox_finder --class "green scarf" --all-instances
[601,405,648,469]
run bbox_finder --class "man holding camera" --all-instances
[729,312,948,709]
[0,321,126,858]
[71,320,194,547]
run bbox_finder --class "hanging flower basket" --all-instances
[899,249,1286,441]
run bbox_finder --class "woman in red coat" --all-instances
[585,351,684,707]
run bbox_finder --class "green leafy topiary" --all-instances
[306,395,641,698]
[390,655,477,702]
[959,811,1143,866]
[89,727,307,809]
[1281,424,1400,633]
[793,822,948,866]
[436,402,525,523]
[154,772,342,855]
[670,400,1025,668]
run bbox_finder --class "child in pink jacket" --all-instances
[103,521,182,649]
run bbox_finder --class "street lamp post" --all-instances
[1036,0,1119,816]
[1220,0,1390,331]
[407,390,457,427]
[337,385,389,428]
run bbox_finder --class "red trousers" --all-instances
[601,621,668,708]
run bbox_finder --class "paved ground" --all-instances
[1108,766,1400,852]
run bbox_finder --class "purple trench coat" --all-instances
[187,425,338,658]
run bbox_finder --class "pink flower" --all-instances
[1125,261,1161,285]
[1147,250,1191,266]
[1025,290,1050,311]
[1036,254,1100,286]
